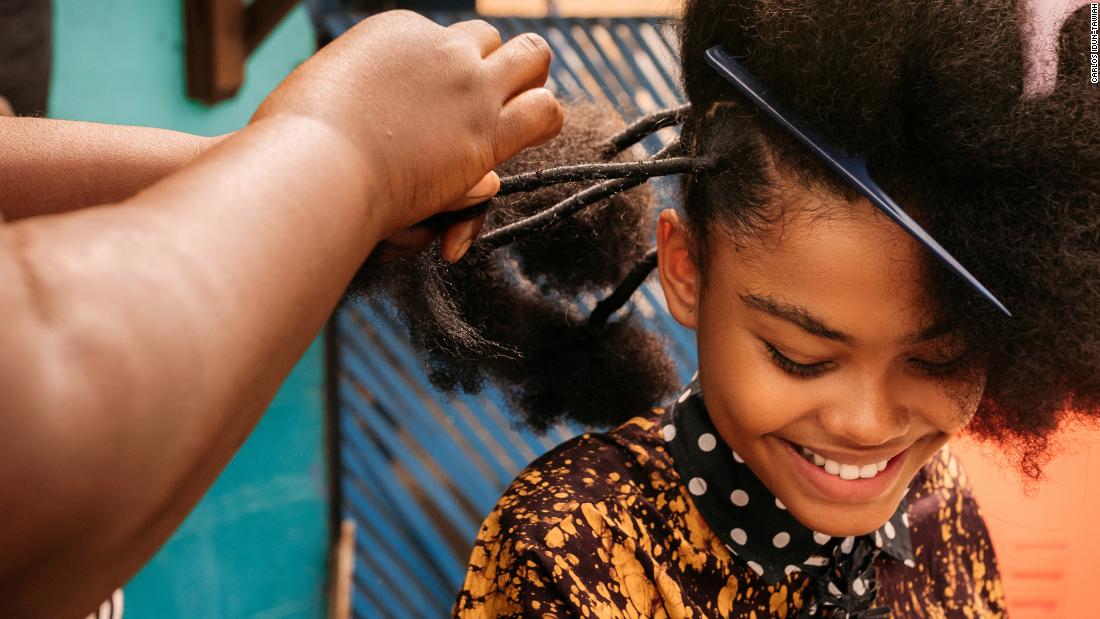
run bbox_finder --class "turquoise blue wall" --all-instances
[50,2,329,617]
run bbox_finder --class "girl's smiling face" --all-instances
[656,188,986,536]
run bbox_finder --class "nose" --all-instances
[818,374,911,448]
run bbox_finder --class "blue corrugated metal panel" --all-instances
[327,13,697,618]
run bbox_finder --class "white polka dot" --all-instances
[746,560,764,576]
[874,531,883,548]
[804,555,828,567]
[691,371,699,381]
[661,424,676,442]
[828,582,842,597]
[697,432,717,452]
[902,512,910,528]
[904,558,916,568]
[677,390,691,403]
[784,565,801,576]
[840,536,855,553]
[813,531,831,545]
[732,449,744,463]
[775,497,786,510]
[688,477,707,495]
[772,532,790,548]
[852,578,866,596]
[730,528,747,545]
[729,489,749,507]
[885,521,896,539]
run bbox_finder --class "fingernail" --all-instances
[454,239,473,262]
[464,172,499,200]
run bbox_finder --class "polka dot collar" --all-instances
[662,378,915,586]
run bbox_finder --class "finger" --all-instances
[376,226,438,259]
[449,19,503,58]
[458,171,500,208]
[486,32,553,99]
[494,87,564,163]
[441,212,489,263]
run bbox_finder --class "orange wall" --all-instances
[953,426,1100,618]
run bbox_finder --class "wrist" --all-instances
[244,112,389,247]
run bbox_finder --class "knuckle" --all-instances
[516,33,551,62]
[475,20,502,43]
[387,9,422,26]
[451,19,501,47]
[534,88,563,125]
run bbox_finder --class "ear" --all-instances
[657,209,701,330]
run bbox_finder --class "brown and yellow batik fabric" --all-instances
[453,400,1007,618]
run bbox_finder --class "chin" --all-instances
[792,502,899,537]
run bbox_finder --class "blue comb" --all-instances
[705,45,1011,317]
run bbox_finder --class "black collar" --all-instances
[662,378,915,586]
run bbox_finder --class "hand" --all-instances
[253,10,563,260]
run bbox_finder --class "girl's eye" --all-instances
[907,355,965,377]
[763,341,832,379]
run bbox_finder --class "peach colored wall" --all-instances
[954,425,1100,618]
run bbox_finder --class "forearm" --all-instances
[0,9,559,612]
[0,113,378,616]
[0,117,220,220]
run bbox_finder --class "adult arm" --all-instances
[0,11,561,617]
[0,118,221,220]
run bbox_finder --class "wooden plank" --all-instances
[185,0,246,103]
[245,0,301,54]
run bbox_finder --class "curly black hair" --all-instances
[349,103,680,430]
[352,0,1100,476]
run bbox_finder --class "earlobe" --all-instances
[656,209,701,330]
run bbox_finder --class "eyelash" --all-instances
[908,356,963,377]
[763,341,965,379]
[764,342,831,378]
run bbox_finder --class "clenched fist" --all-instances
[254,10,564,260]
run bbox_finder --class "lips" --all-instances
[777,438,910,503]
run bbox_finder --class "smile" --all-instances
[777,438,912,503]
[798,446,888,480]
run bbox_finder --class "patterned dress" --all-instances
[453,386,1007,618]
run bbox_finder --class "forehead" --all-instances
[706,195,938,339]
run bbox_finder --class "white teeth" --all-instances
[839,464,860,480]
[798,445,890,481]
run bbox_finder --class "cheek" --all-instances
[697,319,811,438]
[902,371,987,434]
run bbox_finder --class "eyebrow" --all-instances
[739,293,853,343]
[738,293,955,345]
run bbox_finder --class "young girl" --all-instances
[361,0,1100,616]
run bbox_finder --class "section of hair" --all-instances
[679,0,1100,476]
[489,104,656,295]
[347,102,678,430]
